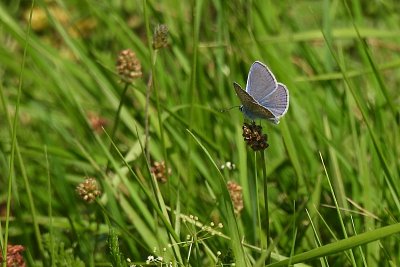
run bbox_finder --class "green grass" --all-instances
[1,0,400,266]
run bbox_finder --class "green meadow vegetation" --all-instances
[1,0,400,266]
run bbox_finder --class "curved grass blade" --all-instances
[267,222,400,267]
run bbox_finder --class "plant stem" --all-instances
[143,0,168,175]
[106,83,129,172]
[261,151,270,264]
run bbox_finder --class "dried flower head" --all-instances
[150,161,171,183]
[116,49,142,83]
[88,112,107,134]
[76,177,101,203]
[152,24,169,50]
[242,122,269,151]
[227,181,244,215]
[0,245,26,267]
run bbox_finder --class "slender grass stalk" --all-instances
[319,152,357,266]
[106,83,129,172]
[0,86,45,257]
[144,49,159,162]
[305,209,329,265]
[142,0,168,171]
[0,207,2,261]
[144,60,153,162]
[254,152,262,246]
[3,1,44,264]
[144,74,151,160]
[288,223,298,267]
[323,116,348,209]
[110,83,129,146]
[185,0,204,199]
[350,215,368,266]
[261,151,270,264]
[44,146,55,267]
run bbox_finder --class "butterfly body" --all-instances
[234,61,289,124]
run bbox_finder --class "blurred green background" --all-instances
[1,0,400,266]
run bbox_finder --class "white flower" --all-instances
[146,255,155,263]
[220,161,236,170]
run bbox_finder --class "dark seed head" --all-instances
[242,122,269,151]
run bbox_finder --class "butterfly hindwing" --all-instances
[259,83,289,117]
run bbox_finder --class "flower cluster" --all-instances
[88,112,107,134]
[126,247,172,267]
[242,122,269,151]
[227,181,244,215]
[126,214,224,266]
[150,161,171,183]
[152,24,169,50]
[145,255,167,265]
[76,177,101,203]
[0,245,26,267]
[116,49,142,83]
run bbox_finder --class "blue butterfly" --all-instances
[234,61,289,124]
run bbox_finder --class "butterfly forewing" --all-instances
[246,61,278,102]
[233,82,275,120]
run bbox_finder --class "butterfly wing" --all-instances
[259,83,289,118]
[233,82,275,120]
[246,61,278,101]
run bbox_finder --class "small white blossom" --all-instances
[146,255,155,263]
[221,161,236,170]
